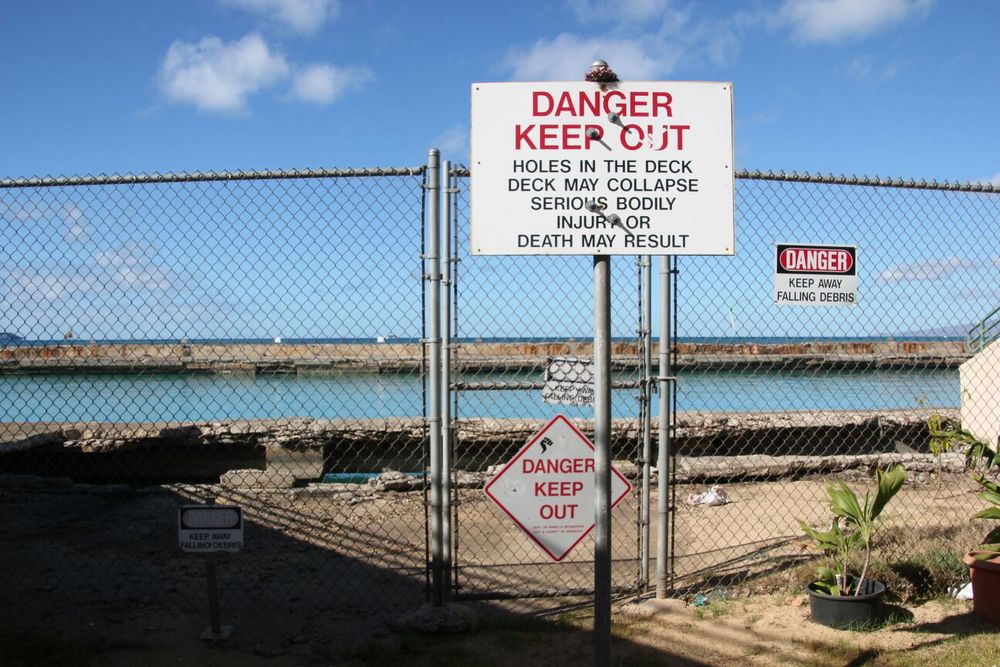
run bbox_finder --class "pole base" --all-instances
[200,625,234,641]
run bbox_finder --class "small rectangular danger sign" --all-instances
[178,505,243,553]
[542,356,594,406]
[774,243,857,307]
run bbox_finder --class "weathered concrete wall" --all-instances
[0,409,957,482]
[959,339,1000,446]
[0,339,968,374]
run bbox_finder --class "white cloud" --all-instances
[289,63,373,105]
[61,205,89,243]
[3,268,102,303]
[983,173,1000,187]
[499,2,752,82]
[222,0,339,34]
[63,222,89,243]
[433,124,469,160]
[778,0,932,44]
[0,200,91,242]
[502,33,682,81]
[95,242,174,291]
[846,55,900,81]
[158,34,289,114]
[500,1,930,84]
[0,201,49,222]
[878,256,978,283]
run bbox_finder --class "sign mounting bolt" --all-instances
[586,59,619,83]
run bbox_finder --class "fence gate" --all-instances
[0,166,436,641]
[445,167,650,599]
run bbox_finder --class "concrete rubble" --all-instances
[0,409,964,487]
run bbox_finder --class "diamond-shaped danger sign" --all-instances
[484,415,632,562]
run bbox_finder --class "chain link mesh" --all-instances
[449,169,1000,603]
[0,168,432,640]
[667,175,999,600]
[2,163,998,631]
[449,167,646,599]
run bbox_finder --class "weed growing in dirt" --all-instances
[692,600,730,619]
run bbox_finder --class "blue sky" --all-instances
[0,0,997,183]
[1,0,999,341]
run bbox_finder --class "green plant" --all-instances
[927,418,1000,558]
[799,464,906,596]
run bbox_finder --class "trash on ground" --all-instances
[685,485,730,506]
[951,582,973,600]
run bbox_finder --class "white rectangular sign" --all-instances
[542,356,594,406]
[470,81,734,256]
[178,505,243,553]
[774,243,858,306]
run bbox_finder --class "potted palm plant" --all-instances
[928,418,1000,626]
[799,464,906,629]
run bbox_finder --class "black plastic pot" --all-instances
[807,579,886,630]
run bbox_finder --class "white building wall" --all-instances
[960,338,1000,447]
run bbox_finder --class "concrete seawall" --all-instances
[0,409,960,483]
[0,340,969,374]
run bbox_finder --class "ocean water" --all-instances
[0,368,958,424]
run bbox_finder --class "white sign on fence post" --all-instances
[178,505,243,553]
[484,415,631,561]
[542,356,594,406]
[470,81,735,256]
[774,243,858,306]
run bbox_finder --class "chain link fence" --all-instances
[2,160,999,639]
[666,174,999,600]
[448,169,1000,602]
[0,167,433,642]
[447,166,647,599]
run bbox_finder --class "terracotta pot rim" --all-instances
[964,550,1000,571]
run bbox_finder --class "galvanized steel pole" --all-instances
[640,255,652,589]
[656,256,672,598]
[588,57,616,667]
[426,148,444,607]
[593,253,612,667]
[441,160,453,597]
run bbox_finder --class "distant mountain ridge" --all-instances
[0,332,24,343]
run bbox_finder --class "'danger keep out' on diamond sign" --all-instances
[470,81,734,256]
[485,416,631,561]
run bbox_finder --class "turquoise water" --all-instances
[0,368,958,423]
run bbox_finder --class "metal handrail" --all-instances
[967,305,1000,353]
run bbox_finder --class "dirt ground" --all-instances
[609,595,994,666]
[0,470,988,665]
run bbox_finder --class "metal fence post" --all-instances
[426,148,444,607]
[640,255,652,589]
[656,255,672,598]
[442,160,453,596]
[594,253,612,667]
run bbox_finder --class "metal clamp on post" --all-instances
[585,199,637,238]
